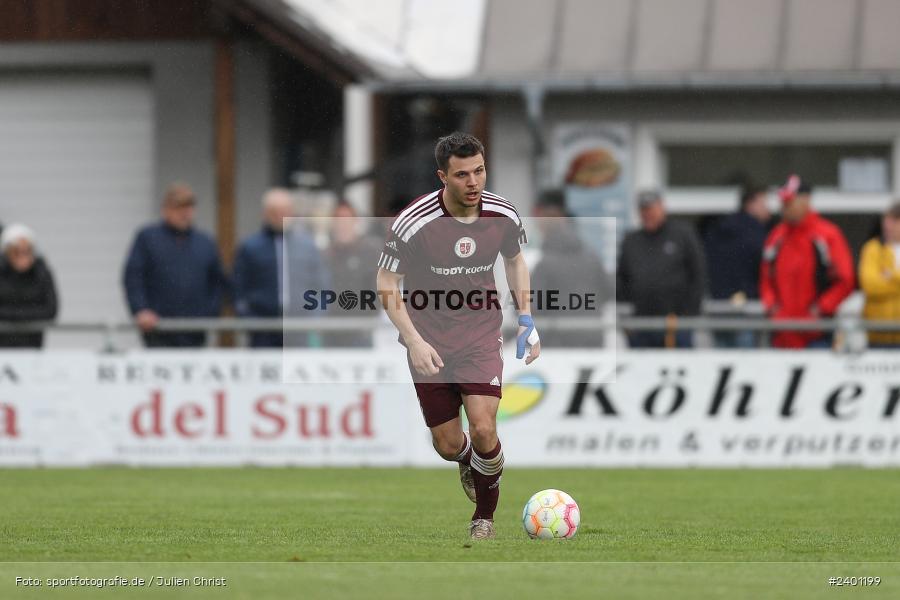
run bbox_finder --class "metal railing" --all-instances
[1,310,898,352]
[4,315,899,333]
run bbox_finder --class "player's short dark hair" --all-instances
[886,202,900,220]
[739,184,767,209]
[434,132,485,172]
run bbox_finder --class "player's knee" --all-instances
[468,420,496,447]
[431,435,460,461]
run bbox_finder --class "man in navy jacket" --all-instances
[704,185,771,302]
[123,183,230,347]
[703,184,772,347]
[233,188,330,347]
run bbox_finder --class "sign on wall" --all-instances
[496,351,900,467]
[1,351,899,467]
[552,123,632,272]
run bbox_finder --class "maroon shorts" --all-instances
[408,341,504,428]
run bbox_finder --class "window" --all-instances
[662,143,892,191]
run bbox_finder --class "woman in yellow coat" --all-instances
[859,203,900,347]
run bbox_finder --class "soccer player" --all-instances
[376,132,540,540]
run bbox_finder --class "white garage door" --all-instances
[0,72,154,348]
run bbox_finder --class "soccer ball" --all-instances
[522,489,580,539]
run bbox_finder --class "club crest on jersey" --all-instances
[454,236,476,258]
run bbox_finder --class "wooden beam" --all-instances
[214,38,236,347]
[214,37,236,267]
[0,0,211,41]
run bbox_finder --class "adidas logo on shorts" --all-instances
[490,376,500,386]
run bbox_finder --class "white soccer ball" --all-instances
[522,489,580,540]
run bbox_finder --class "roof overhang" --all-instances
[365,72,900,94]
[227,0,376,86]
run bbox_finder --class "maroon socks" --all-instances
[470,441,504,520]
[454,431,472,466]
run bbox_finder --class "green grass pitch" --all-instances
[2,468,899,599]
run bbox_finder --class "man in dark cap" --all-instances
[123,183,230,347]
[617,190,706,348]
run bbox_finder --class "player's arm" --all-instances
[376,267,444,376]
[503,252,541,364]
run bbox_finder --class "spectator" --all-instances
[760,175,855,349]
[322,202,381,347]
[531,194,612,347]
[123,183,229,348]
[0,224,58,348]
[704,184,772,347]
[233,188,330,348]
[859,202,900,348]
[532,188,573,218]
[617,190,706,348]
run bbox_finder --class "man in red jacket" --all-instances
[760,175,855,348]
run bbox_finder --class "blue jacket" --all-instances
[123,222,229,317]
[233,225,330,318]
[704,211,768,299]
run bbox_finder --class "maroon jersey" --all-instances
[378,189,527,357]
